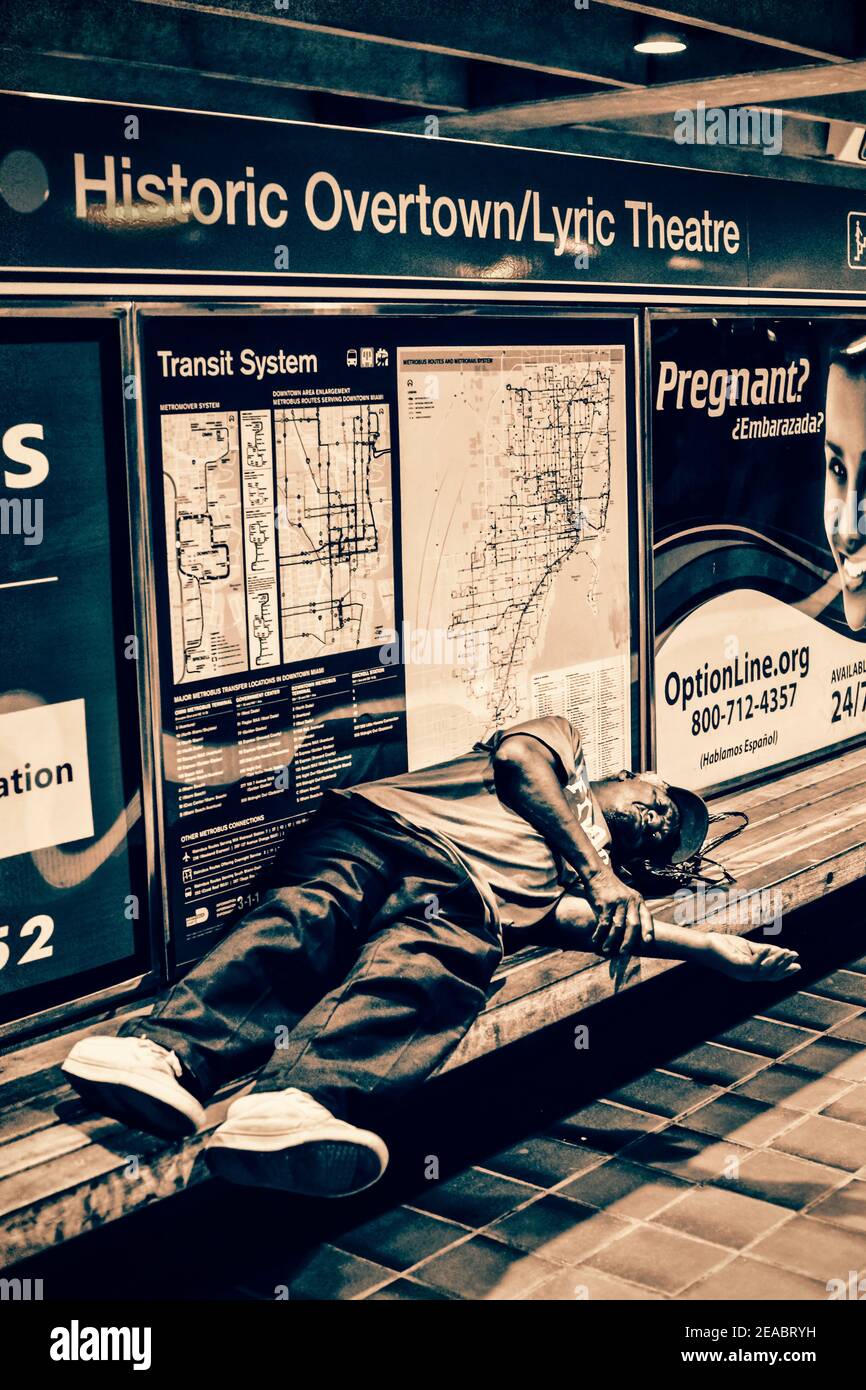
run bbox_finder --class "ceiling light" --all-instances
[635,33,687,54]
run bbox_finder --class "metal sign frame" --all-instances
[133,298,646,974]
[0,300,161,1040]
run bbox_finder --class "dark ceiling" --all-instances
[4,1,866,186]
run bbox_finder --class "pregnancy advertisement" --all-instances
[652,314,866,793]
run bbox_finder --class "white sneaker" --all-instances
[206,1088,389,1196]
[62,1035,206,1138]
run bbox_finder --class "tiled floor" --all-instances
[17,933,866,1303]
[279,951,866,1300]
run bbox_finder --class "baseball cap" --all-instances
[664,783,710,863]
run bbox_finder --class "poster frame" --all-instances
[0,301,162,1041]
[646,304,866,799]
[133,300,647,978]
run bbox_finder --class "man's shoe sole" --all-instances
[62,1056,205,1139]
[206,1123,388,1196]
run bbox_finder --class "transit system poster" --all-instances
[652,315,866,793]
[142,314,639,967]
[0,318,147,1020]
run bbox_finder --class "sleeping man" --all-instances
[64,715,798,1199]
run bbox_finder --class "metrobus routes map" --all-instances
[396,344,631,774]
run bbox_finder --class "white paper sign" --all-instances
[0,699,94,859]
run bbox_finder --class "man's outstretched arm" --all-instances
[491,733,653,956]
[552,893,800,982]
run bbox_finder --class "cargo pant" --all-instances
[121,796,503,1124]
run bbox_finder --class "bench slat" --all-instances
[670,826,866,931]
[0,1088,74,1149]
[720,797,866,880]
[713,743,866,816]
[0,1008,151,1087]
[717,767,866,856]
[483,949,599,1010]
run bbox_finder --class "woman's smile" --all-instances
[838,548,866,591]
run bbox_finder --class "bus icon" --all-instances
[346,348,358,366]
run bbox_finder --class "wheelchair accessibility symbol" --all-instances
[848,212,866,268]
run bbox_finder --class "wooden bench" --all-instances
[3,742,866,1266]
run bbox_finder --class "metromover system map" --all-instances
[161,401,394,684]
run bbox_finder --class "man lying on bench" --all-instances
[64,715,798,1199]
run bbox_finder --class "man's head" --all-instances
[592,769,709,867]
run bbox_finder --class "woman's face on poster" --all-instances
[824,363,866,631]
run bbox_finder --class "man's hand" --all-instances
[584,865,654,956]
[490,733,654,956]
